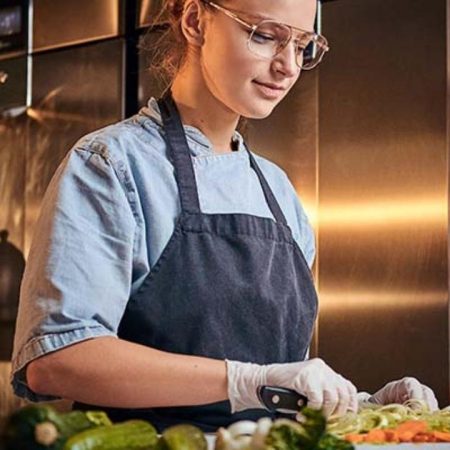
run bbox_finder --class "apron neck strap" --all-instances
[158,90,201,214]
[246,149,288,226]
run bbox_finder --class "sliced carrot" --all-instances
[344,433,366,443]
[364,429,387,443]
[395,420,428,434]
[398,431,418,442]
[341,420,445,445]
[433,431,450,442]
[394,420,428,442]
[413,433,437,443]
[383,429,400,443]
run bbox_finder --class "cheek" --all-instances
[201,32,257,93]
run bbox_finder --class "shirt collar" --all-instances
[139,97,246,157]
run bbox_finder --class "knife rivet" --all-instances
[297,399,304,407]
[272,395,280,404]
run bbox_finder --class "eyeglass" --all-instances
[200,0,329,70]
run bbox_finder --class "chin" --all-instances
[241,101,278,120]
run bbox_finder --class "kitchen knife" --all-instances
[257,386,308,415]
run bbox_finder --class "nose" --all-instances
[271,41,300,78]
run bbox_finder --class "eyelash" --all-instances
[250,31,275,43]
[251,33,306,54]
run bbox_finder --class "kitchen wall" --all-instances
[318,0,448,402]
[1,0,449,405]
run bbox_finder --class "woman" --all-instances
[11,0,438,432]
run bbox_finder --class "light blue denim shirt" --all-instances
[11,98,315,401]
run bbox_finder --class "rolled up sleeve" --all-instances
[11,142,136,401]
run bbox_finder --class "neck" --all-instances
[171,64,240,154]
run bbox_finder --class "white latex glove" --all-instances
[365,377,439,411]
[226,358,358,417]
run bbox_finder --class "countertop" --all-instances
[1,433,449,449]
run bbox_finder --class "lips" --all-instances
[253,80,287,91]
[252,80,287,100]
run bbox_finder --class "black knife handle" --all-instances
[257,386,308,414]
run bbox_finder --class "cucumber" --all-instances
[56,410,112,436]
[157,424,207,450]
[4,405,63,450]
[4,405,111,450]
[63,419,158,450]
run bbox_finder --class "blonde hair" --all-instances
[141,0,197,89]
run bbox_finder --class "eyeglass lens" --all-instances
[248,21,326,70]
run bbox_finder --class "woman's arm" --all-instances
[27,336,228,408]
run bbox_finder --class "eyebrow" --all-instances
[244,11,272,20]
[230,8,271,23]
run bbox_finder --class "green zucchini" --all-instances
[63,419,158,450]
[157,424,207,450]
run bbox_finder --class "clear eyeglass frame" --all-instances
[200,0,330,70]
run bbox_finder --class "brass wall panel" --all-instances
[0,56,27,111]
[319,0,448,404]
[24,39,124,256]
[138,0,164,28]
[32,0,120,51]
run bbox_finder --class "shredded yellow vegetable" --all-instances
[327,401,450,437]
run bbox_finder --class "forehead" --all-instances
[227,0,317,31]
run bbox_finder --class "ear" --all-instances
[180,0,206,47]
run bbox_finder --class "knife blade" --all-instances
[257,386,308,415]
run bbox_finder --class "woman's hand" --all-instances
[368,377,439,410]
[226,358,358,417]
